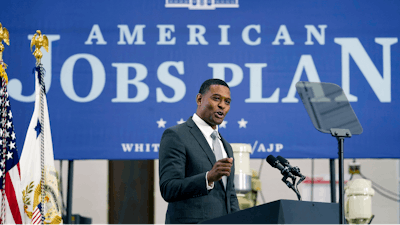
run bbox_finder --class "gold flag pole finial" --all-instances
[30,30,49,65]
[0,22,10,84]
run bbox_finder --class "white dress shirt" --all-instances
[192,113,228,190]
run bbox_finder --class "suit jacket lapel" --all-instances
[220,134,233,192]
[186,117,216,165]
[220,135,233,158]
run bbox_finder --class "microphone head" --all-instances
[277,156,288,165]
[266,155,278,168]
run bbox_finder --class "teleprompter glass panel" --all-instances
[296,81,363,135]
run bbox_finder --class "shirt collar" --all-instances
[193,113,220,139]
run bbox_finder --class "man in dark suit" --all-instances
[159,78,240,224]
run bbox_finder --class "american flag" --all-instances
[31,202,43,224]
[0,75,24,224]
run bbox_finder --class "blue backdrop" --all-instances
[2,0,400,159]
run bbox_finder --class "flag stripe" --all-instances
[32,214,41,224]
[8,165,25,220]
[32,203,42,225]
[5,172,22,224]
[32,214,40,224]
[4,196,14,224]
[17,163,20,178]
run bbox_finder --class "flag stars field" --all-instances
[6,151,13,160]
[8,141,15,149]
[6,120,12,129]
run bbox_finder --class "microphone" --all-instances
[277,156,306,179]
[266,155,295,180]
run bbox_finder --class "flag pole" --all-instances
[0,22,10,225]
[31,30,49,224]
[66,160,74,224]
[0,66,7,225]
[0,73,6,225]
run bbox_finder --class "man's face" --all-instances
[196,84,231,129]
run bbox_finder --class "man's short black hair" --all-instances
[198,79,230,95]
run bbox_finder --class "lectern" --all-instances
[201,199,339,224]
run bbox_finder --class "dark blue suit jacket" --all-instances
[159,117,240,224]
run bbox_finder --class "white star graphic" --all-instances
[8,141,15,150]
[219,120,227,128]
[11,132,16,140]
[238,118,248,128]
[6,120,12,129]
[157,118,167,128]
[0,159,5,168]
[6,151,13,160]
[5,100,9,107]
[177,118,185,124]
[8,110,12,119]
[0,169,3,178]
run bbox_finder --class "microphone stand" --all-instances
[281,174,302,201]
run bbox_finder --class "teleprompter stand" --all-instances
[296,82,363,224]
[331,128,351,224]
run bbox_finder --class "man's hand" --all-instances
[207,158,233,184]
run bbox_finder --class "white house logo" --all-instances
[165,0,239,10]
